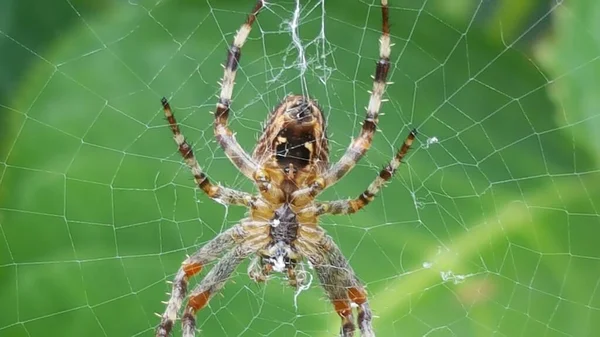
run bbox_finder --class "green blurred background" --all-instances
[1,0,600,336]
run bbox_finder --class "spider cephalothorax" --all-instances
[155,1,416,337]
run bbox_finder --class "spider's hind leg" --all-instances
[181,245,254,337]
[296,230,375,337]
[155,224,244,337]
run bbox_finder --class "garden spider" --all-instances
[155,0,415,336]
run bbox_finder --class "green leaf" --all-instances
[536,0,600,164]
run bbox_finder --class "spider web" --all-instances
[1,0,600,336]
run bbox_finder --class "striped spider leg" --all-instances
[294,225,374,337]
[212,0,263,180]
[291,0,395,205]
[316,130,416,215]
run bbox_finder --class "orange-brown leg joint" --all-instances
[333,299,353,319]
[205,185,220,199]
[188,291,211,312]
[349,199,365,213]
[194,174,216,198]
[333,299,356,334]
[183,262,203,278]
[348,287,367,305]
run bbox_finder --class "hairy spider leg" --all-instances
[317,129,416,215]
[292,0,392,201]
[323,0,391,186]
[213,0,265,179]
[295,226,374,337]
[162,98,255,207]
[156,220,270,337]
[156,225,243,337]
[181,245,255,337]
[316,266,357,337]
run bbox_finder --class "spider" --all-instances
[155,1,415,336]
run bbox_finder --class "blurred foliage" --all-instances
[535,0,600,163]
[1,0,600,337]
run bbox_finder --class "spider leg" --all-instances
[292,0,390,200]
[296,227,375,337]
[156,220,269,337]
[213,0,265,179]
[290,1,391,202]
[316,266,357,337]
[155,224,244,337]
[317,130,415,215]
[181,244,255,337]
[324,0,390,187]
[162,98,257,207]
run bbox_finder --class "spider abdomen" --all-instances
[252,95,330,188]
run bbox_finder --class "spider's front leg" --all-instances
[212,0,265,179]
[320,0,392,190]
[156,221,268,337]
[291,0,392,202]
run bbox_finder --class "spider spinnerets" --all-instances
[155,1,416,337]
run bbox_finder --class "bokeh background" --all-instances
[1,0,600,336]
